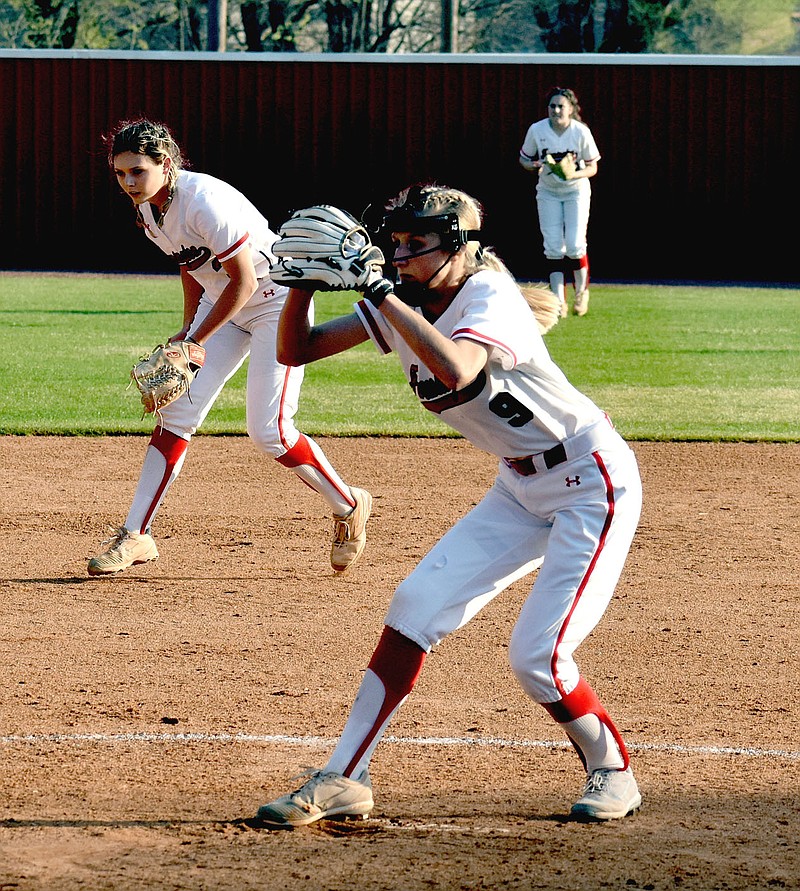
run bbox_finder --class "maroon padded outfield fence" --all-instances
[0,50,797,282]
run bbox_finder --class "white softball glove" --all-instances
[270,205,385,291]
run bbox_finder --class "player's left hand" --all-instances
[545,153,577,181]
[167,325,192,344]
[269,205,386,292]
[130,340,206,415]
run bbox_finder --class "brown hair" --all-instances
[106,119,185,189]
[545,87,583,122]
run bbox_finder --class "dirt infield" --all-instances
[0,436,798,891]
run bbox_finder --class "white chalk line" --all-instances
[0,732,797,761]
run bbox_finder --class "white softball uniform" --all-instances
[354,271,641,704]
[136,170,303,455]
[519,119,600,260]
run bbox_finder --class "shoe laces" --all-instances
[584,769,613,794]
[100,526,128,548]
[288,767,325,795]
[333,515,353,545]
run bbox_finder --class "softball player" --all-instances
[254,185,643,826]
[88,119,371,576]
[519,87,600,317]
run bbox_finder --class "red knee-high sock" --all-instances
[128,427,190,533]
[339,627,427,777]
[540,678,629,770]
[366,627,427,706]
[569,255,590,293]
[151,425,189,463]
[276,433,354,514]
[276,432,318,470]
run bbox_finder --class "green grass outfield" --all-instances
[1,273,797,441]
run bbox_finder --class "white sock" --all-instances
[549,271,566,304]
[278,433,354,516]
[562,713,625,772]
[573,264,589,296]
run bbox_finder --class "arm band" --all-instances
[364,279,395,308]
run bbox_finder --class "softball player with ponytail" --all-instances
[88,119,370,576]
[519,86,599,317]
[253,184,643,826]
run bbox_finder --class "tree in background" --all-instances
[21,0,78,46]
[468,0,757,54]
[0,0,797,52]
[526,0,676,53]
[653,0,797,54]
[234,0,430,52]
[2,0,206,48]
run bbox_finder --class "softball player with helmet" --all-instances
[254,184,643,826]
[88,119,371,576]
[519,86,600,317]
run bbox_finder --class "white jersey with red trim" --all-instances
[519,119,600,197]
[137,170,279,302]
[354,270,605,458]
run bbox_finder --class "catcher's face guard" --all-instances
[368,185,481,256]
[389,232,448,264]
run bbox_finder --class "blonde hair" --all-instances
[386,185,560,334]
[519,284,562,335]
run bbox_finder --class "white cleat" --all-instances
[254,769,373,828]
[571,767,642,821]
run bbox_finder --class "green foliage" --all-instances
[0,274,797,441]
[471,0,799,55]
[542,284,799,440]
[0,0,202,49]
[22,0,77,47]
[0,0,796,53]
[654,0,798,54]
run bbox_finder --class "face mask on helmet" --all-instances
[363,186,483,306]
[378,185,482,255]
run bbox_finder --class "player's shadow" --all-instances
[6,578,100,585]
[0,817,253,830]
[6,576,277,585]
[0,817,384,835]
[2,814,586,833]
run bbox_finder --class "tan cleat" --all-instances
[573,289,590,316]
[559,300,569,319]
[253,769,373,828]
[330,487,372,573]
[87,527,159,576]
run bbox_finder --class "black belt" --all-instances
[504,443,568,476]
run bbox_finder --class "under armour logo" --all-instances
[262,288,276,299]
[565,475,581,487]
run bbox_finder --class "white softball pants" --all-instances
[383,433,642,705]
[158,288,304,456]
[536,184,591,260]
